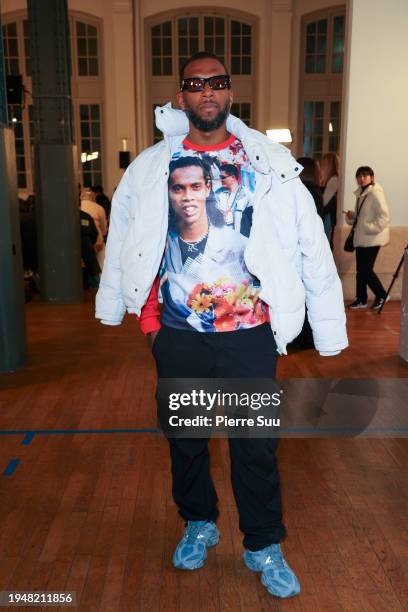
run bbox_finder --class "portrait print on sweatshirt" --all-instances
[160,135,269,332]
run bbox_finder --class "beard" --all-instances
[185,100,231,133]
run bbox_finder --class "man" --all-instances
[215,163,253,236]
[96,52,348,599]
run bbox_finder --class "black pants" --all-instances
[356,246,386,303]
[152,323,285,551]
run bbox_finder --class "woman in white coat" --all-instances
[345,166,390,310]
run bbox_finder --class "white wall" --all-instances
[342,0,408,226]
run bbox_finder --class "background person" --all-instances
[80,188,107,269]
[91,184,111,220]
[297,157,324,219]
[345,166,390,310]
[321,152,339,249]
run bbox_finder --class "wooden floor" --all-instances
[0,295,407,611]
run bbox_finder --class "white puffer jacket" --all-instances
[95,104,348,356]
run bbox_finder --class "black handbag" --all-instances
[344,195,367,253]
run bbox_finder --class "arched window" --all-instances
[299,7,345,158]
[148,11,256,144]
[1,13,104,192]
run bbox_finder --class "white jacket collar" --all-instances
[154,103,302,180]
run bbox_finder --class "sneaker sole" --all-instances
[261,573,301,598]
[348,304,368,310]
[172,533,220,571]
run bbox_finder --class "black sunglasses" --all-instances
[180,74,231,92]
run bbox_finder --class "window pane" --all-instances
[18,173,27,189]
[332,55,342,73]
[88,38,97,57]
[204,17,213,35]
[305,56,314,73]
[231,21,240,35]
[215,18,224,35]
[9,38,18,57]
[178,18,187,35]
[88,58,98,75]
[152,58,161,76]
[316,55,325,73]
[303,101,325,158]
[78,58,87,75]
[81,123,90,137]
[242,36,251,55]
[231,37,240,55]
[77,38,87,56]
[7,22,17,36]
[317,35,326,54]
[76,22,86,36]
[306,36,315,53]
[190,38,199,54]
[315,102,324,116]
[162,37,171,56]
[87,24,97,37]
[152,37,161,56]
[317,19,327,33]
[80,104,103,186]
[307,22,316,35]
[242,24,251,35]
[231,57,240,74]
[334,15,344,34]
[163,58,172,75]
[190,18,198,35]
[215,38,224,56]
[152,22,172,76]
[204,38,213,53]
[90,105,100,120]
[241,56,251,74]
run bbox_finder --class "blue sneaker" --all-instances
[243,543,300,598]
[173,520,220,570]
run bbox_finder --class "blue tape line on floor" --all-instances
[21,432,35,445]
[3,458,20,476]
[0,429,159,436]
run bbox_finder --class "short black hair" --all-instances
[169,156,212,183]
[220,163,239,179]
[355,166,374,178]
[180,52,230,84]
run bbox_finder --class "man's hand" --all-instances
[147,330,159,348]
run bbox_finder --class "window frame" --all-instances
[298,6,345,158]
[1,10,105,194]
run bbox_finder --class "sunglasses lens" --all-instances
[209,76,230,90]
[183,78,205,92]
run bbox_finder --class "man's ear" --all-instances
[176,91,185,110]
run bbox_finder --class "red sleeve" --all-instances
[136,276,161,335]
